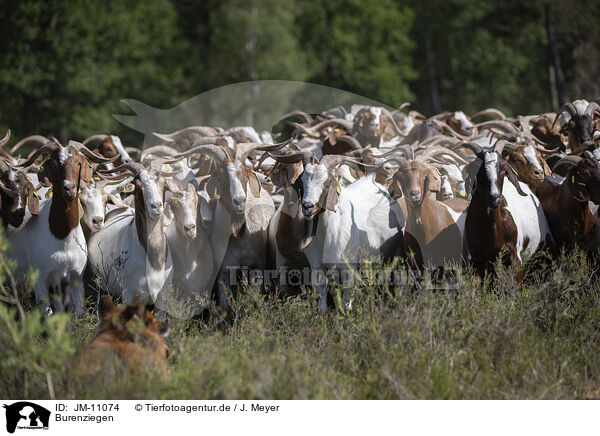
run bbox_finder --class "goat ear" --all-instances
[80,161,93,183]
[505,163,527,196]
[27,183,40,215]
[248,170,261,197]
[38,165,52,187]
[198,192,214,229]
[388,175,402,198]
[77,198,84,218]
[318,179,340,212]
[163,202,173,226]
[427,167,441,193]
[164,179,182,195]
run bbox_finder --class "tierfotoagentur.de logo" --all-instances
[2,402,50,433]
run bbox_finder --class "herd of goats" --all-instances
[1,98,600,316]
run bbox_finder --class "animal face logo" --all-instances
[3,402,50,433]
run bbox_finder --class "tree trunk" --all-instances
[545,5,568,109]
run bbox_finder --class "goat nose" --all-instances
[184,223,196,232]
[409,189,420,197]
[92,216,103,227]
[233,197,245,208]
[151,201,162,209]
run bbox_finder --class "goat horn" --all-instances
[98,162,146,178]
[552,102,579,130]
[236,139,292,163]
[268,150,314,165]
[291,118,353,138]
[585,101,600,117]
[553,155,582,171]
[164,144,229,165]
[16,142,59,168]
[10,135,52,155]
[68,140,120,164]
[82,134,108,147]
[475,120,519,135]
[278,110,314,124]
[0,129,10,148]
[471,108,506,121]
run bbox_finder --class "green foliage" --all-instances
[297,0,416,107]
[0,0,183,143]
[2,250,600,399]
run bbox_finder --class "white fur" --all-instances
[58,146,72,165]
[454,111,474,134]
[109,135,132,162]
[165,189,214,317]
[80,183,105,232]
[523,145,543,172]
[301,163,329,209]
[88,208,173,305]
[503,180,552,262]
[484,152,500,199]
[6,199,87,315]
[302,175,405,312]
[139,170,163,216]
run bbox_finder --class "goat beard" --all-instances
[231,212,246,238]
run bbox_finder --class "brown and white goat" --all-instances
[536,153,600,252]
[464,143,552,279]
[7,140,113,315]
[389,160,468,269]
[88,162,178,307]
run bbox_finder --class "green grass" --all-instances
[1,250,600,399]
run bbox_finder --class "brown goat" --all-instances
[536,154,600,251]
[391,160,467,268]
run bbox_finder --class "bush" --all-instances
[1,249,600,399]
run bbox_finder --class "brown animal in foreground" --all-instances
[81,296,171,375]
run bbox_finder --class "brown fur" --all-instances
[502,145,548,192]
[536,158,600,251]
[392,161,465,268]
[40,145,92,239]
[465,156,523,278]
[80,296,170,375]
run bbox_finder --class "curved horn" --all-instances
[460,141,485,157]
[10,135,51,155]
[585,101,600,117]
[475,120,520,135]
[278,110,314,124]
[319,154,384,172]
[268,150,314,165]
[163,144,229,164]
[552,102,579,130]
[140,145,178,162]
[98,161,145,177]
[336,135,362,150]
[553,155,582,171]
[0,129,10,148]
[68,140,120,164]
[471,108,506,121]
[236,139,291,163]
[82,134,108,147]
[291,118,353,138]
[152,126,218,142]
[16,142,60,168]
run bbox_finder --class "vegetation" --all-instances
[1,0,598,144]
[1,248,600,399]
